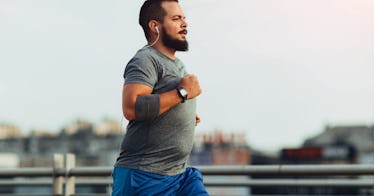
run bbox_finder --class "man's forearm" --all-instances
[159,89,183,114]
[132,88,182,121]
[135,94,160,121]
[123,74,201,121]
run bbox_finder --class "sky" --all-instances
[1,0,373,152]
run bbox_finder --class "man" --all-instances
[112,0,209,195]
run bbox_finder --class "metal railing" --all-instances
[0,154,374,196]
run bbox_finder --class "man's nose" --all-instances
[181,19,188,28]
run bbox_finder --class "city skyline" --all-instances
[1,0,373,152]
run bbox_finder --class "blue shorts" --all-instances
[112,167,209,196]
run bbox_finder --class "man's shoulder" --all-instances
[134,46,160,60]
[127,47,159,66]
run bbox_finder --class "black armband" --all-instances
[135,94,160,121]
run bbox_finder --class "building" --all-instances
[190,131,251,165]
[303,125,374,164]
[190,131,251,196]
[0,119,124,167]
[252,125,374,196]
[0,122,23,139]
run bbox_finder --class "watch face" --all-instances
[180,88,188,98]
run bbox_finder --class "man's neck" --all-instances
[151,42,176,60]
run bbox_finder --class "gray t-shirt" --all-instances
[115,46,197,176]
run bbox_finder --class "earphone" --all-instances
[148,26,160,47]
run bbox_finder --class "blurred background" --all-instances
[0,0,373,195]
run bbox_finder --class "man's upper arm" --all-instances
[122,55,158,120]
[122,83,153,121]
[124,56,158,88]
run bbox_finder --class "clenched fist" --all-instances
[179,74,202,100]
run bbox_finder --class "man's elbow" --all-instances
[123,109,136,121]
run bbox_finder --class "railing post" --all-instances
[64,153,76,196]
[52,154,64,196]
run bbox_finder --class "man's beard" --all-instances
[162,28,189,51]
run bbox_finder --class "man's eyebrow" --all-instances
[172,15,186,19]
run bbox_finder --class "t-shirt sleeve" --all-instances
[123,57,158,88]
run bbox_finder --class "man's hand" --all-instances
[179,74,202,100]
[195,114,201,126]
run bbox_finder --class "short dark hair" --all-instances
[139,0,179,40]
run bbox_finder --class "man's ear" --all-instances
[148,20,159,34]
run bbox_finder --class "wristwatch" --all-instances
[177,87,188,103]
